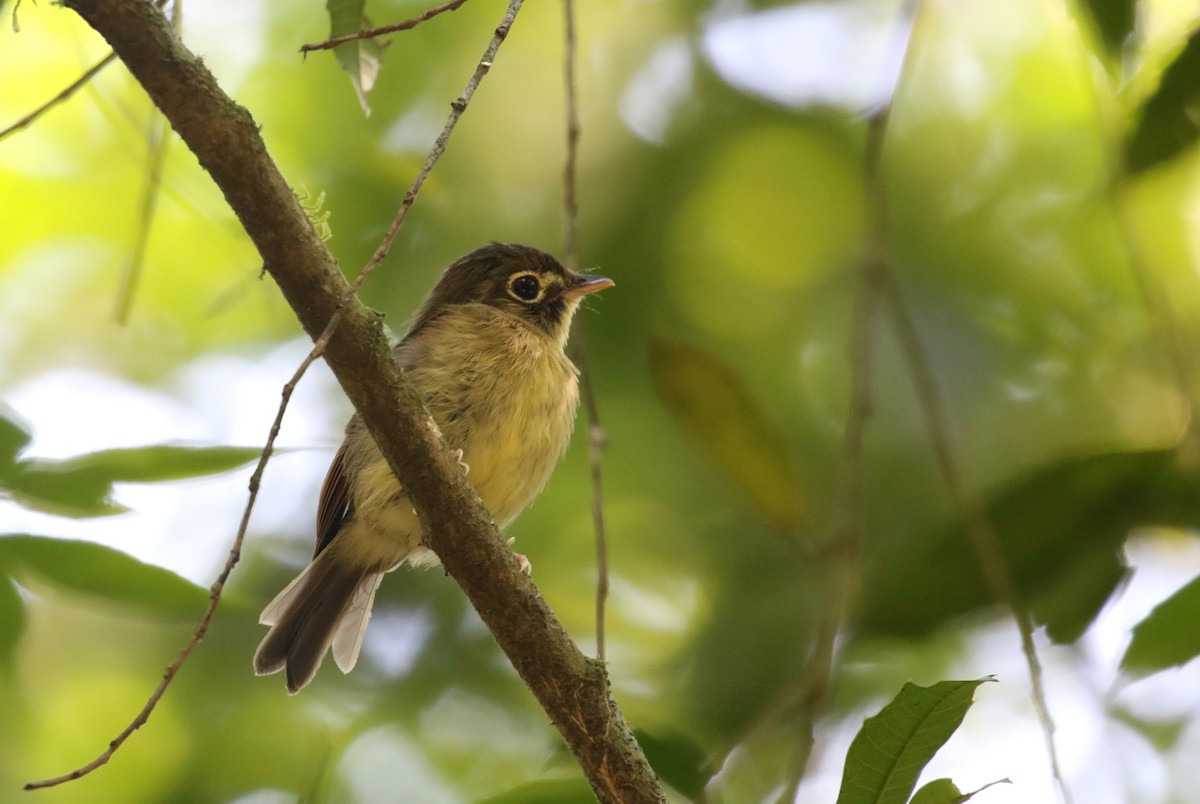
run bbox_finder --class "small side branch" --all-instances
[355,0,519,289]
[24,333,330,791]
[0,52,117,141]
[300,0,470,54]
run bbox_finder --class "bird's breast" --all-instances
[403,312,581,527]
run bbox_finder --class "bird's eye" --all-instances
[508,273,543,303]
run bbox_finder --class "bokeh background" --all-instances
[4,0,1200,801]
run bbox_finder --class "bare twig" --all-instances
[115,99,170,324]
[558,0,607,662]
[861,9,1068,804]
[300,0,470,55]
[1114,193,1199,437]
[115,0,181,325]
[24,335,332,791]
[0,52,117,141]
[561,0,581,268]
[714,12,915,801]
[355,0,520,290]
[570,330,609,660]
[0,0,173,141]
[853,16,1067,801]
[881,272,1071,803]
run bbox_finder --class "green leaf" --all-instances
[479,778,596,804]
[635,728,715,800]
[910,779,963,804]
[0,406,31,473]
[1079,0,1136,58]
[649,339,806,533]
[861,449,1200,643]
[0,577,24,670]
[1121,572,1200,676]
[1,444,260,518]
[1126,28,1200,174]
[911,777,1011,804]
[0,535,207,615]
[836,678,989,804]
[52,444,261,483]
[327,0,387,116]
[3,460,127,517]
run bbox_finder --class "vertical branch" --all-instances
[115,110,169,323]
[561,0,580,268]
[729,7,916,799]
[1114,191,1199,439]
[871,9,1069,797]
[561,0,609,662]
[115,0,181,323]
[881,274,1071,803]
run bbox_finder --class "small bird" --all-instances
[254,243,613,693]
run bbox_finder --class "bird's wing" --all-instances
[315,442,352,558]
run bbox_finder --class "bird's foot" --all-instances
[506,537,532,575]
[450,448,470,476]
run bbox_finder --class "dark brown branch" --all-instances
[45,0,662,800]
[300,0,469,54]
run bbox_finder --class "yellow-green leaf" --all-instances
[649,338,806,533]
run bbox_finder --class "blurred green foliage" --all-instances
[5,0,1200,801]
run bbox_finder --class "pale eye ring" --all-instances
[507,272,544,303]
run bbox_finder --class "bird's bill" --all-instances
[566,274,615,298]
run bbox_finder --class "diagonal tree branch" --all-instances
[56,0,663,800]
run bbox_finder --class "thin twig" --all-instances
[23,334,332,791]
[1114,192,1199,437]
[561,0,581,268]
[0,52,117,141]
[115,0,181,325]
[570,331,609,660]
[355,0,522,289]
[863,10,1067,799]
[863,10,1068,803]
[300,0,470,54]
[0,0,175,141]
[880,267,1072,804]
[715,11,914,800]
[115,102,170,324]
[559,0,607,662]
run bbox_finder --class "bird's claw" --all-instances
[506,537,532,575]
[450,448,470,476]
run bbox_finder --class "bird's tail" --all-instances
[253,550,384,694]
